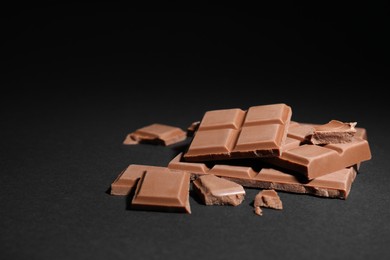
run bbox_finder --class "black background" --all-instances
[1,4,390,259]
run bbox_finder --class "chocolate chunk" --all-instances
[193,175,245,206]
[263,123,371,179]
[123,123,186,146]
[183,103,292,161]
[254,206,263,216]
[131,169,191,214]
[310,120,357,144]
[168,152,358,199]
[253,189,283,216]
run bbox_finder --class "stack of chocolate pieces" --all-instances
[111,103,372,215]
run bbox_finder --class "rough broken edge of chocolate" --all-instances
[254,206,263,216]
[193,175,245,206]
[294,121,366,140]
[253,189,283,216]
[310,120,357,145]
[265,124,371,180]
[168,153,357,199]
[223,168,356,200]
[294,122,367,171]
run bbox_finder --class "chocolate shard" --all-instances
[310,120,357,144]
[193,175,245,206]
[253,189,283,216]
[131,168,191,214]
[123,123,186,146]
[184,103,292,161]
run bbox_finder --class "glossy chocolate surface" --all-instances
[184,103,292,161]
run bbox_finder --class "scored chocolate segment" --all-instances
[168,152,357,199]
[187,129,240,155]
[168,153,209,176]
[254,167,357,198]
[131,169,191,214]
[264,124,371,179]
[110,165,169,195]
[198,108,245,130]
[209,165,257,179]
[244,104,290,125]
[184,103,292,161]
[234,124,283,152]
[291,122,368,171]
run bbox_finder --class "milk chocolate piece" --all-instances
[254,206,263,216]
[110,165,169,195]
[265,123,371,179]
[183,103,292,161]
[311,120,357,144]
[254,189,283,216]
[132,168,191,213]
[193,175,245,206]
[168,153,357,199]
[294,122,368,170]
[123,123,186,146]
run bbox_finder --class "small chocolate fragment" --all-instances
[193,175,245,206]
[123,123,186,146]
[184,103,292,161]
[131,169,191,214]
[187,121,200,137]
[254,206,263,216]
[253,189,283,216]
[311,120,357,144]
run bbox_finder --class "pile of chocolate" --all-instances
[110,103,371,216]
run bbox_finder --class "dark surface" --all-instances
[1,6,390,260]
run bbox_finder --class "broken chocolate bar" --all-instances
[253,189,283,216]
[123,123,186,146]
[131,168,191,213]
[310,120,357,144]
[264,123,371,179]
[183,103,292,161]
[193,175,245,206]
[168,153,357,199]
[110,165,169,195]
